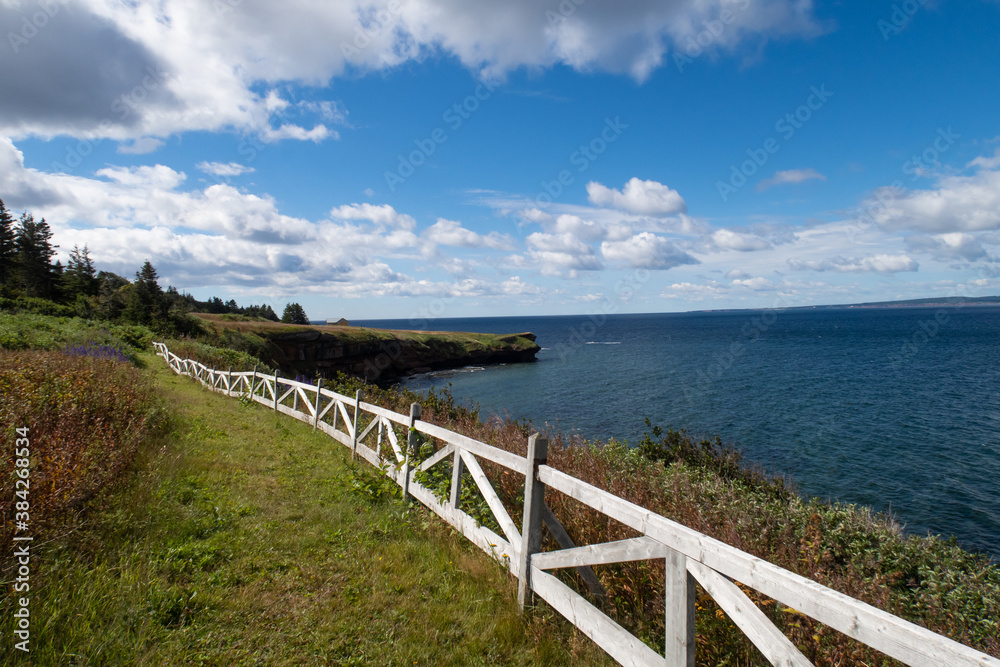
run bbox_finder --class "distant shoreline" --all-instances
[693,295,1000,314]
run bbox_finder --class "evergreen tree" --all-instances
[15,212,57,298]
[0,199,15,288]
[261,304,279,321]
[64,244,99,298]
[96,271,131,320]
[281,302,309,324]
[123,260,165,324]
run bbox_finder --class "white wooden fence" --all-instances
[153,342,999,667]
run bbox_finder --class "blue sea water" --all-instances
[354,308,1000,558]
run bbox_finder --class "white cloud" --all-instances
[666,281,725,296]
[600,232,699,269]
[586,178,687,216]
[0,0,824,142]
[905,232,990,262]
[755,168,826,191]
[788,254,919,274]
[197,161,256,177]
[526,231,602,276]
[424,218,515,250]
[330,203,417,231]
[732,276,776,290]
[871,165,1000,233]
[711,228,771,252]
[967,148,1000,170]
[117,137,165,154]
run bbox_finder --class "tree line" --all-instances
[0,198,311,329]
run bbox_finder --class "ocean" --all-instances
[353,307,1000,558]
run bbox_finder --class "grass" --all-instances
[0,353,611,666]
[323,373,1000,666]
[0,350,161,541]
[3,313,998,665]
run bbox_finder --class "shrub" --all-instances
[0,350,161,542]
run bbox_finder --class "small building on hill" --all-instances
[327,318,350,326]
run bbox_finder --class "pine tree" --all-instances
[123,260,165,324]
[281,302,309,324]
[15,212,57,298]
[0,199,16,288]
[64,244,99,298]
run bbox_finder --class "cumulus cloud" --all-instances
[197,161,256,177]
[600,232,699,269]
[967,148,1000,170]
[905,233,990,262]
[0,137,539,297]
[1,0,824,142]
[788,254,918,274]
[526,232,602,276]
[755,168,826,191]
[424,218,515,250]
[666,281,725,296]
[870,164,1000,233]
[586,178,687,216]
[711,228,771,252]
[732,276,776,290]
[330,203,416,231]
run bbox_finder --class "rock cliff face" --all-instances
[263,328,540,384]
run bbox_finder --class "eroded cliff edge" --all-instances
[194,315,540,384]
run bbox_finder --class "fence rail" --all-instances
[152,342,999,667]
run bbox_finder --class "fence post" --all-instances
[227,366,233,396]
[350,389,363,460]
[518,433,547,609]
[313,378,323,431]
[273,372,280,412]
[401,402,421,503]
[251,365,258,397]
[449,449,464,510]
[664,547,696,666]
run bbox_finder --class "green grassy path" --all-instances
[4,357,610,665]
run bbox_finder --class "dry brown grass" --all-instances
[0,349,160,543]
[334,375,1000,666]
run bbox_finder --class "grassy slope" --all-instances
[2,355,608,666]
[193,314,540,354]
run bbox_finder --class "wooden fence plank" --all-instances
[460,450,522,553]
[532,536,667,571]
[540,465,1000,667]
[664,546,696,667]
[540,504,608,602]
[296,387,316,417]
[337,400,354,438]
[531,568,667,667]
[518,434,547,608]
[687,560,812,667]
[154,343,1000,667]
[449,449,464,510]
[358,401,411,426]
[416,420,525,472]
[418,444,454,472]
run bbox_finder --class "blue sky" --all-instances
[2,0,1000,321]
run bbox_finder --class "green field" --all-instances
[0,353,609,666]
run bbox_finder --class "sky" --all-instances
[2,0,1000,321]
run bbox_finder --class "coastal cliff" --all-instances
[193,314,540,383]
